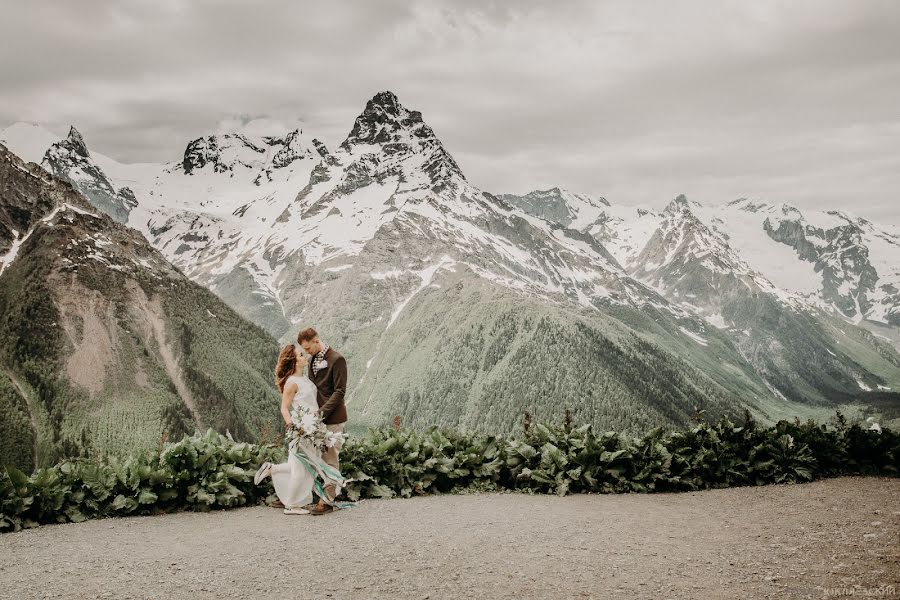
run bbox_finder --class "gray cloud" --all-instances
[1,0,898,223]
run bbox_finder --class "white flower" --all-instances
[318,360,328,369]
[300,412,318,432]
[326,430,347,448]
[324,431,345,448]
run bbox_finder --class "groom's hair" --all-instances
[297,327,318,343]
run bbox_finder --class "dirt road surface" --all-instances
[1,476,898,599]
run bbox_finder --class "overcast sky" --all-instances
[1,0,898,223]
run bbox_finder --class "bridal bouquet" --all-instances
[285,404,347,452]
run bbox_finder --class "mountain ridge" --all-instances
[2,91,898,439]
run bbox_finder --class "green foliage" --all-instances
[339,427,505,499]
[1,412,897,533]
[0,210,282,466]
[352,292,749,439]
[0,232,63,374]
[0,429,281,532]
[162,279,281,441]
[0,374,33,472]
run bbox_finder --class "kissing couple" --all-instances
[254,327,349,516]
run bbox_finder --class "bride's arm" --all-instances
[281,381,298,427]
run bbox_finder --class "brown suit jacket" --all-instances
[308,347,348,424]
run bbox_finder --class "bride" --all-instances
[253,343,331,515]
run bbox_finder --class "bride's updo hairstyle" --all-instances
[275,344,298,392]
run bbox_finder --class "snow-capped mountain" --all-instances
[498,187,613,235]
[506,187,900,335]
[705,199,900,327]
[42,126,139,223]
[2,91,898,436]
[180,128,326,181]
[504,187,900,403]
[91,92,645,335]
[1,124,140,223]
[631,195,775,301]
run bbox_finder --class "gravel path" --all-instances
[1,476,898,599]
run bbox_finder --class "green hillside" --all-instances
[0,148,281,470]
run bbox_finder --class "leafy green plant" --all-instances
[1,412,897,533]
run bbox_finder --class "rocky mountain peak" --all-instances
[775,203,805,221]
[39,127,137,223]
[1,144,142,278]
[726,198,771,213]
[312,138,337,166]
[370,90,402,115]
[645,193,757,276]
[64,126,89,158]
[666,194,690,210]
[268,128,316,169]
[341,90,428,149]
[336,91,466,187]
[182,129,317,176]
[663,195,708,221]
[1,146,76,253]
[182,134,236,174]
[499,187,612,232]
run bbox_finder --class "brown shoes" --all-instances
[274,499,333,513]
[308,501,334,516]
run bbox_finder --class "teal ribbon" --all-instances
[289,441,354,509]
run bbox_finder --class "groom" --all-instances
[297,327,347,515]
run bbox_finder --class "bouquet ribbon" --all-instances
[289,441,355,509]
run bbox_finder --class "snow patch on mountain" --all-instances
[678,326,709,346]
[0,122,60,165]
[694,201,824,297]
[709,199,900,324]
[387,255,456,328]
[704,313,730,329]
[0,203,101,276]
[0,231,24,277]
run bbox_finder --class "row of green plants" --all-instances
[2,410,897,532]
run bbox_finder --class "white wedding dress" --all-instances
[270,375,319,509]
